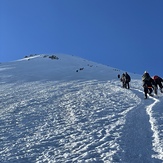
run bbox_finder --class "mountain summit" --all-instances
[1,54,128,82]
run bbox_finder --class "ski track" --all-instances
[0,79,163,162]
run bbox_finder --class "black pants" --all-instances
[122,82,130,89]
[144,87,153,96]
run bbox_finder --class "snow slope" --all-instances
[0,54,163,163]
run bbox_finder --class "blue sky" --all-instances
[0,0,163,76]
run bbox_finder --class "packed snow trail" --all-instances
[119,89,162,163]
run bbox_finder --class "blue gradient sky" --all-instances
[0,0,163,76]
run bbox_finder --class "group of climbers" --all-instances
[142,71,163,99]
[120,72,131,89]
[119,71,163,99]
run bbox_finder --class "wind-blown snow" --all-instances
[0,54,163,163]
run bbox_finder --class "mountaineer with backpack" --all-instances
[152,75,163,95]
[125,72,131,89]
[142,71,155,99]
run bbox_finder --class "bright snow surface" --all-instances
[0,54,163,163]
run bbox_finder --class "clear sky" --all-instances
[0,0,163,76]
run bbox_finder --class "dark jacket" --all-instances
[143,78,155,88]
[153,75,163,84]
[125,73,131,83]
[153,75,163,89]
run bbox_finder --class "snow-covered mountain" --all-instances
[0,54,163,163]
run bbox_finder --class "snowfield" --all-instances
[0,54,163,163]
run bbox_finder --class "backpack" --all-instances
[153,75,158,80]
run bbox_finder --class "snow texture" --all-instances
[0,54,163,163]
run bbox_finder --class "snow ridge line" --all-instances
[145,96,163,160]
